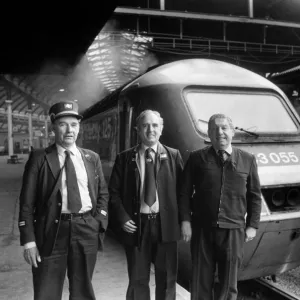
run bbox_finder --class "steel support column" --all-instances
[44,117,49,147]
[248,0,254,18]
[28,109,33,151]
[5,100,13,156]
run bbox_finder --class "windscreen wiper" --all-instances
[198,119,259,138]
[235,126,259,138]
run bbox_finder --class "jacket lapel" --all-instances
[230,147,238,170]
[45,144,60,180]
[156,142,168,177]
[208,146,219,163]
[78,148,95,205]
[129,146,140,192]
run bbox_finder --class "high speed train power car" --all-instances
[80,58,300,288]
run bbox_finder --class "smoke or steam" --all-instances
[86,18,159,93]
[66,56,107,113]
[37,18,159,114]
[34,57,105,114]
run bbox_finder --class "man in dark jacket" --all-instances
[109,110,183,300]
[179,113,262,300]
[18,101,109,300]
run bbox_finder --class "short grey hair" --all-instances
[208,113,234,130]
[136,110,164,127]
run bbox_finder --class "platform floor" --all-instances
[0,154,189,300]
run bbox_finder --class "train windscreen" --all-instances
[185,90,298,135]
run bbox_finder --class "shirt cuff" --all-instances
[24,241,37,249]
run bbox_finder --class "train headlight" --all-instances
[271,190,285,207]
[287,189,300,206]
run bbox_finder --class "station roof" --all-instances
[1,0,300,130]
[0,2,117,130]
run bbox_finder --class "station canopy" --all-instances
[86,32,154,92]
[1,0,300,132]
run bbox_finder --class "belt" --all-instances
[60,210,91,221]
[140,212,159,220]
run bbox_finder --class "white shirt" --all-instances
[57,144,92,213]
[24,144,92,249]
[214,145,233,156]
[137,143,159,214]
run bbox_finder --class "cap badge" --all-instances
[64,103,73,109]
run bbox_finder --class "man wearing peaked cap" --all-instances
[19,100,109,300]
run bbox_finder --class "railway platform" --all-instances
[0,154,190,300]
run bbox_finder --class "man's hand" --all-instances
[245,226,257,242]
[23,246,41,268]
[181,221,192,242]
[122,220,137,233]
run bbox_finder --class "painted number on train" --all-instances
[256,152,299,165]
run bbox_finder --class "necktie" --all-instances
[144,148,156,207]
[65,150,82,213]
[218,150,228,164]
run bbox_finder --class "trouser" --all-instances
[190,227,244,300]
[32,213,99,300]
[125,214,178,300]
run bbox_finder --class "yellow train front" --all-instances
[81,58,300,287]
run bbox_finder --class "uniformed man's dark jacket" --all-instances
[179,146,262,229]
[108,143,183,247]
[18,144,109,256]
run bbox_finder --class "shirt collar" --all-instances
[140,143,158,154]
[213,145,232,155]
[56,143,79,157]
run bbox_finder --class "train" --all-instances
[80,58,300,289]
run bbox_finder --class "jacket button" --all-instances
[55,219,59,223]
[58,203,61,206]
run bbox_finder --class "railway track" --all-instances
[177,276,300,299]
[238,277,300,300]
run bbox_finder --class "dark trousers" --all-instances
[190,227,244,300]
[125,215,178,300]
[32,214,99,300]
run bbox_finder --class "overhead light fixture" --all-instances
[59,88,65,92]
[74,99,78,102]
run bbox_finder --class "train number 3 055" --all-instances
[256,152,299,164]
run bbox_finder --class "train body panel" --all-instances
[241,216,300,279]
[125,59,283,94]
[81,59,300,285]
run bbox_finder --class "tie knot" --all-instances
[218,150,228,163]
[65,150,72,157]
[146,147,153,155]
[145,148,154,162]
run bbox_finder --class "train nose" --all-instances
[287,188,300,206]
[271,190,285,207]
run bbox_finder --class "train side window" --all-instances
[118,101,127,152]
[118,100,138,151]
[118,100,134,152]
[129,107,138,147]
[121,98,145,148]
